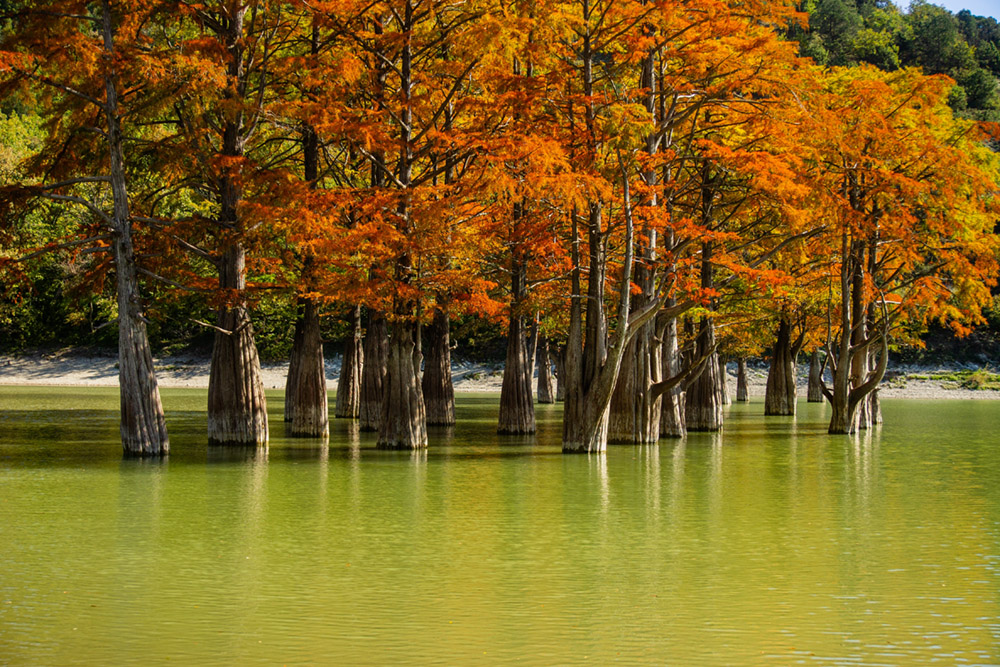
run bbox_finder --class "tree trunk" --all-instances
[685,319,723,431]
[208,245,269,446]
[359,312,387,431]
[335,305,364,418]
[736,358,749,402]
[286,298,328,437]
[102,1,168,456]
[608,313,660,444]
[659,314,686,438]
[377,320,427,449]
[421,307,455,426]
[684,241,722,432]
[807,350,823,402]
[498,247,535,434]
[719,358,731,406]
[554,345,566,402]
[284,308,305,421]
[206,6,267,447]
[764,318,797,416]
[536,334,555,404]
[498,314,536,434]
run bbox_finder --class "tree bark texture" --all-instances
[208,245,269,446]
[284,309,305,421]
[736,358,749,402]
[807,350,824,402]
[287,298,328,437]
[498,314,536,434]
[554,345,566,402]
[359,312,388,431]
[659,314,686,438]
[102,0,168,456]
[536,335,555,404]
[335,306,364,418]
[206,6,267,446]
[608,308,660,444]
[377,321,427,449]
[685,319,723,432]
[421,308,455,426]
[498,250,536,434]
[719,358,732,406]
[764,318,797,416]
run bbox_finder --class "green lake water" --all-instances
[1,386,998,665]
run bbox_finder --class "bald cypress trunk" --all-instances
[498,248,535,435]
[377,321,427,449]
[736,358,749,403]
[807,350,823,402]
[659,315,686,438]
[287,299,328,437]
[719,358,731,406]
[498,314,535,434]
[101,0,168,456]
[284,309,304,422]
[554,345,566,402]
[208,246,269,446]
[684,242,722,432]
[421,307,455,426]
[536,335,555,404]
[359,312,387,431]
[685,318,723,432]
[206,7,267,447]
[764,318,797,416]
[335,306,364,418]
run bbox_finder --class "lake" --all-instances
[1,386,998,664]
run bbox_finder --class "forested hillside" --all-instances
[792,0,1000,119]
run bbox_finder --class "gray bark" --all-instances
[102,0,168,456]
[359,312,387,431]
[287,298,328,437]
[377,321,427,449]
[736,358,749,402]
[335,306,364,418]
[421,307,455,426]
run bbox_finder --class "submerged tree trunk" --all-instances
[719,358,731,406]
[498,314,536,434]
[208,246,269,446]
[764,318,798,416]
[554,345,566,402]
[807,350,823,402]
[284,309,305,421]
[736,358,749,403]
[421,307,455,426]
[826,237,888,434]
[685,318,723,432]
[498,249,535,434]
[287,299,328,437]
[377,321,427,449]
[536,334,555,404]
[608,310,660,444]
[335,306,364,418]
[659,315,686,438]
[359,312,387,431]
[102,2,168,456]
[684,240,723,432]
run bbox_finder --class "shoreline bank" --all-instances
[1,350,999,400]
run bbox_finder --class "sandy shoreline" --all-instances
[1,350,998,400]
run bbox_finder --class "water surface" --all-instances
[1,387,998,664]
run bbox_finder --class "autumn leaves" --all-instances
[1,0,997,451]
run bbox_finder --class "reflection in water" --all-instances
[1,390,999,664]
[206,444,269,464]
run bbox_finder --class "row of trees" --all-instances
[0,0,997,456]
